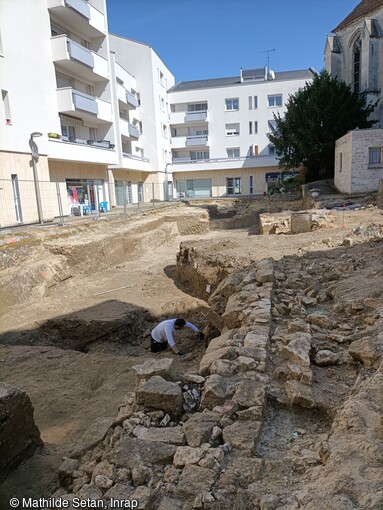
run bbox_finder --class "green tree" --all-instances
[268,70,377,182]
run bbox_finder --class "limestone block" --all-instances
[349,337,383,368]
[108,437,176,469]
[177,464,216,497]
[285,381,315,408]
[183,412,219,447]
[0,383,43,481]
[199,346,237,377]
[141,426,185,445]
[236,406,263,421]
[255,258,274,283]
[222,420,262,450]
[92,460,115,483]
[234,356,258,372]
[232,380,266,408]
[135,376,182,416]
[132,358,177,384]
[239,346,267,362]
[200,374,230,409]
[244,331,268,348]
[286,363,313,385]
[307,313,331,329]
[282,337,311,367]
[314,350,339,366]
[287,319,311,334]
[70,416,115,459]
[210,358,237,376]
[183,373,206,385]
[76,484,103,500]
[173,446,204,467]
[206,330,238,354]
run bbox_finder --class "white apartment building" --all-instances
[108,34,175,201]
[0,1,173,227]
[0,0,314,227]
[168,68,314,197]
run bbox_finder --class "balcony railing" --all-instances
[65,0,90,18]
[185,135,208,146]
[172,155,273,164]
[122,152,149,162]
[126,91,138,108]
[128,123,140,138]
[67,39,93,67]
[55,136,115,149]
[185,111,207,122]
[73,90,98,114]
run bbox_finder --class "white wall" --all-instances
[0,0,60,156]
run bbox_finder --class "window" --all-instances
[369,147,382,166]
[159,70,164,86]
[227,148,240,158]
[162,124,168,138]
[268,94,282,107]
[188,103,207,112]
[225,98,239,111]
[249,121,258,134]
[227,177,241,195]
[353,38,361,94]
[226,123,240,136]
[190,151,209,160]
[248,96,258,109]
[339,152,343,172]
[137,93,141,106]
[195,129,208,136]
[89,127,96,141]
[250,175,254,194]
[269,145,276,155]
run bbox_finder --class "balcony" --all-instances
[185,111,208,122]
[48,137,117,165]
[171,135,208,149]
[172,154,278,171]
[51,36,109,81]
[186,135,208,147]
[169,110,208,125]
[126,91,138,108]
[128,123,140,139]
[57,87,113,123]
[47,0,106,38]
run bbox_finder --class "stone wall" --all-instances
[0,382,43,482]
[50,247,383,509]
[335,129,383,194]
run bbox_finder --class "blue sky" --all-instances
[107,0,359,83]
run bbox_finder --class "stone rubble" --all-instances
[53,245,383,509]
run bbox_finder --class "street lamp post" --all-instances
[29,132,44,224]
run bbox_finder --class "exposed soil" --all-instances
[0,198,382,507]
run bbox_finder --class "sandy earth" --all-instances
[0,199,382,504]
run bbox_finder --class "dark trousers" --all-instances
[151,338,168,353]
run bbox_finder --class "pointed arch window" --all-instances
[353,38,361,94]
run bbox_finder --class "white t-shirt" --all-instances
[151,319,199,347]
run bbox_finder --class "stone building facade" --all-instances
[326,0,383,193]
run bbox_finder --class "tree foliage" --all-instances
[268,71,377,182]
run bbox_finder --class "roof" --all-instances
[168,69,314,93]
[333,0,383,32]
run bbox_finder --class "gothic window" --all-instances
[353,38,361,94]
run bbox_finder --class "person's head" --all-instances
[174,318,186,330]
